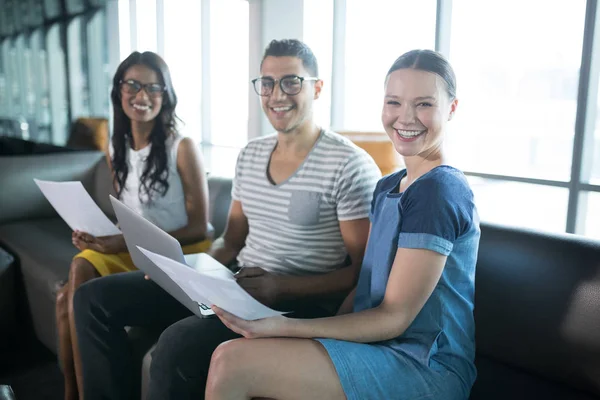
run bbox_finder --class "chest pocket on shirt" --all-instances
[288,191,321,226]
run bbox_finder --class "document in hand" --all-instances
[137,246,287,321]
[34,179,120,237]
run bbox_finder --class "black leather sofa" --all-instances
[470,224,600,399]
[0,148,232,399]
[0,385,15,400]
[1,146,599,399]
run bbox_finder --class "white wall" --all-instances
[248,0,306,138]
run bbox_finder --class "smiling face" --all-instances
[120,64,164,124]
[259,56,322,134]
[382,68,458,159]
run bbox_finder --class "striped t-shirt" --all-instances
[233,129,382,276]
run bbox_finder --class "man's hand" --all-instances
[235,267,282,307]
[72,231,125,254]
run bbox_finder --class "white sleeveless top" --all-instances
[110,134,188,232]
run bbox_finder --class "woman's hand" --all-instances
[72,231,126,254]
[212,306,291,339]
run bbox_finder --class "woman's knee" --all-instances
[56,285,69,317]
[68,258,99,287]
[209,339,250,381]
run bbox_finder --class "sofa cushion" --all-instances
[0,151,105,225]
[0,385,15,400]
[92,155,117,220]
[0,247,16,347]
[207,177,232,238]
[0,218,76,353]
[471,355,599,400]
[475,223,600,397]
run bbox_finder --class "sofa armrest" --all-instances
[0,247,16,346]
[0,151,105,225]
[0,386,15,400]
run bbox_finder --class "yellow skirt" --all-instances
[73,239,212,277]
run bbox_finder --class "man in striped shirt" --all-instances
[73,39,381,400]
[217,42,382,310]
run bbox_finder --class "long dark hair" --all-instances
[110,51,179,203]
[387,50,456,100]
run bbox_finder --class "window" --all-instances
[118,0,132,61]
[46,24,69,145]
[578,191,600,239]
[1,1,109,146]
[468,177,569,233]
[135,0,158,53]
[118,0,248,176]
[202,145,239,178]
[163,0,203,142]
[67,17,91,119]
[13,0,24,33]
[87,9,110,117]
[343,0,437,131]
[21,34,40,140]
[8,37,24,117]
[446,0,586,181]
[209,0,249,147]
[589,89,600,185]
[303,0,334,129]
[43,0,62,19]
[27,0,44,27]
[0,40,7,117]
[65,0,85,15]
[22,35,36,119]
[30,29,52,142]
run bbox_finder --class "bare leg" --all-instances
[67,258,100,400]
[205,338,346,400]
[56,284,78,400]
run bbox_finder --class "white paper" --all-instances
[137,246,286,320]
[34,179,120,237]
[185,253,235,279]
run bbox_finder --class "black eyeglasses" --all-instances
[252,75,319,96]
[119,79,166,98]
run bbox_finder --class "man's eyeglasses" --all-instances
[119,79,166,98]
[252,75,319,96]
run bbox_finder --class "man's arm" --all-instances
[236,217,369,305]
[207,200,249,268]
[279,218,369,300]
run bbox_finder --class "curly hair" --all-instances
[110,51,179,203]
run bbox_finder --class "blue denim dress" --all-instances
[317,166,480,400]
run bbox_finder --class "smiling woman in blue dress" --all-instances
[205,49,481,400]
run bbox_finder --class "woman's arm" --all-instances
[214,247,446,343]
[70,154,128,253]
[168,137,210,245]
[73,139,209,253]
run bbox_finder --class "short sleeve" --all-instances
[231,147,245,201]
[397,173,474,256]
[335,152,382,221]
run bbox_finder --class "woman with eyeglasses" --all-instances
[55,51,211,400]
